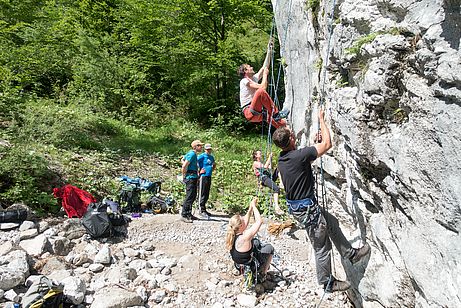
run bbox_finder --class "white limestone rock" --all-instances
[62,276,86,305]
[94,244,111,264]
[0,241,13,256]
[0,267,24,290]
[19,234,48,256]
[19,228,38,240]
[90,286,143,308]
[236,293,258,307]
[19,221,36,231]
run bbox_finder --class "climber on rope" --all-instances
[238,40,289,129]
[252,150,283,215]
[272,108,371,293]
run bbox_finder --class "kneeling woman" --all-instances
[225,197,274,278]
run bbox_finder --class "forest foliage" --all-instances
[1,0,274,125]
[0,0,284,214]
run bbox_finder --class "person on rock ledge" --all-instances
[272,107,371,293]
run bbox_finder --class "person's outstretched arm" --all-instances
[248,67,268,91]
[264,153,273,169]
[243,198,254,227]
[314,108,332,157]
[256,39,274,77]
[262,39,273,68]
[242,197,263,240]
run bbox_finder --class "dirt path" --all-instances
[126,213,352,307]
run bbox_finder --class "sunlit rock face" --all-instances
[272,0,461,307]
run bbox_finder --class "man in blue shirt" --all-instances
[197,143,216,218]
[180,139,204,223]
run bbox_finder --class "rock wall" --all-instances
[272,0,461,307]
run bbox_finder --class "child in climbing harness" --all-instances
[252,150,283,215]
[225,197,274,285]
[238,39,289,129]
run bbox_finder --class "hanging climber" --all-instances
[252,150,283,215]
[272,108,371,293]
[238,40,289,129]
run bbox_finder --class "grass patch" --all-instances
[1,99,284,215]
[345,32,380,56]
[345,27,405,56]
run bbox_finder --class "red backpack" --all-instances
[53,184,96,218]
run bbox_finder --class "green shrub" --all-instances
[345,32,380,56]
[0,145,59,214]
[11,101,103,150]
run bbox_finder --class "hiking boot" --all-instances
[350,243,371,264]
[273,109,290,122]
[203,210,212,217]
[324,279,351,293]
[199,211,210,219]
[180,216,192,223]
[189,214,199,221]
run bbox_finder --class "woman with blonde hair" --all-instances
[226,197,274,278]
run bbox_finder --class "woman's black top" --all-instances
[230,235,252,264]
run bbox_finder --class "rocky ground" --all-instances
[0,208,356,308]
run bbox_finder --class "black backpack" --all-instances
[0,208,28,223]
[81,202,113,238]
[118,184,141,213]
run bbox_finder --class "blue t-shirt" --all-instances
[197,153,215,177]
[184,150,198,179]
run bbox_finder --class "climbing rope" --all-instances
[255,25,279,217]
[273,0,295,121]
[256,0,297,217]
[315,0,338,306]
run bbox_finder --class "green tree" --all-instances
[1,0,275,125]
[156,0,273,122]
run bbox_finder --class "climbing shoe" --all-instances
[273,109,290,122]
[324,279,351,293]
[350,243,371,264]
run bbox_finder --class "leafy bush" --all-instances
[346,33,380,56]
[0,145,59,214]
[345,28,404,56]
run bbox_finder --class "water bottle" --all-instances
[14,304,21,308]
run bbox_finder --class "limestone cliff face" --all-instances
[272,0,461,307]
